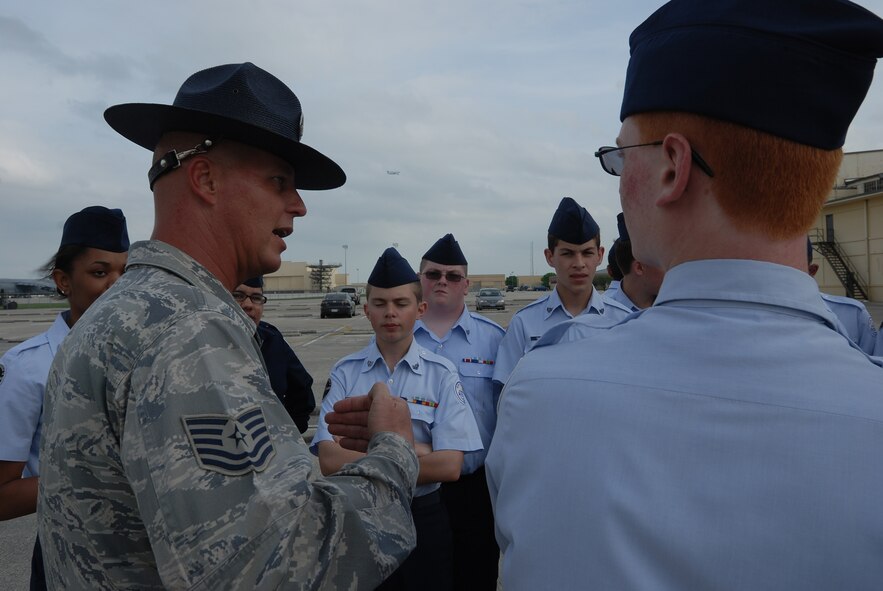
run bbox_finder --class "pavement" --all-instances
[0,290,528,589]
[1,290,881,589]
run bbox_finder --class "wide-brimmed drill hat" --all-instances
[104,62,346,190]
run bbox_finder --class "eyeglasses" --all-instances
[594,141,715,178]
[421,270,465,283]
[232,291,268,305]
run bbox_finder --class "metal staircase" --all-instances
[809,229,869,300]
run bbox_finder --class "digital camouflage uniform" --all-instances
[38,240,418,590]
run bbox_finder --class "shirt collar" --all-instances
[656,259,838,327]
[125,240,254,328]
[544,286,606,320]
[414,304,475,344]
[361,338,425,375]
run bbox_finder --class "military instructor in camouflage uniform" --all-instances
[37,62,419,590]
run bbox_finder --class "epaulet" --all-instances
[601,296,633,315]
[469,312,505,333]
[820,292,867,311]
[1,331,50,357]
[417,347,457,372]
[515,294,551,314]
[332,348,370,369]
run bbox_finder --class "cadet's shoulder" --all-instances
[332,346,372,370]
[0,330,50,361]
[512,295,551,316]
[820,292,870,313]
[257,320,284,340]
[417,347,458,372]
[468,311,505,334]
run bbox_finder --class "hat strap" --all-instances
[148,138,216,190]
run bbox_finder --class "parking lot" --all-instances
[0,289,534,589]
[2,289,882,589]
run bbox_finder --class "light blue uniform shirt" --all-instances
[414,306,504,474]
[605,279,620,294]
[0,312,69,477]
[820,292,877,355]
[492,287,605,387]
[487,260,883,591]
[313,339,482,496]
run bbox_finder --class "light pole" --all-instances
[342,244,348,280]
[356,268,360,283]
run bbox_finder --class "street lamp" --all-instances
[342,244,348,280]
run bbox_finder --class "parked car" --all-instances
[320,292,356,318]
[505,285,516,292]
[339,286,361,304]
[476,288,505,311]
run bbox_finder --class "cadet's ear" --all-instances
[808,263,819,277]
[656,133,693,208]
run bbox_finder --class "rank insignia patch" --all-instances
[182,405,276,476]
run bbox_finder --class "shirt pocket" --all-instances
[406,402,436,426]
[457,360,494,412]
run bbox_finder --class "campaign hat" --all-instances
[105,62,345,190]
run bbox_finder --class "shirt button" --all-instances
[388,378,394,384]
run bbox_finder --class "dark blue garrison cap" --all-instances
[423,233,468,266]
[548,197,599,245]
[60,206,129,253]
[243,276,264,288]
[621,0,883,149]
[616,212,630,242]
[368,247,419,288]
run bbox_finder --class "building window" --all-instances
[863,178,883,194]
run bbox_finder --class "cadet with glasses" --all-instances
[234,276,316,434]
[414,234,505,590]
[487,1,883,589]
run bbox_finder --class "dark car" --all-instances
[320,292,356,318]
[339,286,361,305]
[476,288,505,311]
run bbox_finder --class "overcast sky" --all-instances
[2,0,883,281]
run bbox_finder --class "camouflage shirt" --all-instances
[38,240,418,590]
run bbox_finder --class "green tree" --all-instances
[505,275,518,289]
[541,272,555,289]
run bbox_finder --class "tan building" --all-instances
[810,148,883,302]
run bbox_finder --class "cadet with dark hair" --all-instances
[38,63,419,590]
[234,276,316,433]
[0,206,128,588]
[492,197,606,391]
[487,1,883,588]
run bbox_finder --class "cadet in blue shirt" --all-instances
[0,206,128,587]
[604,239,623,294]
[807,238,878,355]
[492,197,606,391]
[234,277,316,433]
[413,233,504,590]
[603,212,665,320]
[313,247,482,591]
[487,1,883,589]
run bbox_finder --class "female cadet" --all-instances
[0,206,129,586]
